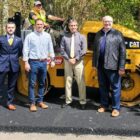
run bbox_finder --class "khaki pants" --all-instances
[64,59,86,105]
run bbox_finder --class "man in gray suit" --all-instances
[93,16,126,117]
[61,19,87,109]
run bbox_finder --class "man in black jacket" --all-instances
[92,16,126,117]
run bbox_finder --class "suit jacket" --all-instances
[0,35,23,72]
[60,32,87,61]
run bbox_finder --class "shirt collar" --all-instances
[7,34,14,39]
[70,31,78,36]
[34,30,44,35]
[101,28,113,34]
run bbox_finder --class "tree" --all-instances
[0,0,9,34]
[0,0,34,34]
[43,0,140,32]
[95,0,140,31]
[0,0,140,34]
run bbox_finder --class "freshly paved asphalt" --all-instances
[0,84,140,136]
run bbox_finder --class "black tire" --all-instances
[121,73,140,101]
[43,72,50,96]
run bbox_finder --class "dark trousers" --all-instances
[0,71,18,105]
[98,67,121,110]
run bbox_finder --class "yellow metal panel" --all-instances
[81,21,140,41]
[17,21,140,103]
[48,60,65,88]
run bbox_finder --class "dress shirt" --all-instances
[7,34,14,40]
[98,30,106,68]
[23,31,55,61]
[61,32,87,61]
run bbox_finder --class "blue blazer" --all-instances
[0,35,23,72]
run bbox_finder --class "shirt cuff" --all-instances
[23,57,29,62]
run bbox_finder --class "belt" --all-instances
[29,58,47,62]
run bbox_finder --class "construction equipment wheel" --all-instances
[121,72,140,101]
[17,58,50,97]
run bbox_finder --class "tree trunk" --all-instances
[1,0,9,34]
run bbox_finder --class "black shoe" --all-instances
[61,103,72,108]
[80,104,86,110]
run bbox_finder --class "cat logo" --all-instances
[129,42,140,48]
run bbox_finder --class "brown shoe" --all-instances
[97,106,106,113]
[7,104,16,111]
[112,109,120,117]
[38,102,48,109]
[30,104,37,112]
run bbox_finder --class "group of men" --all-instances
[0,0,126,117]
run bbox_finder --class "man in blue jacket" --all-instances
[0,22,22,110]
[93,16,126,117]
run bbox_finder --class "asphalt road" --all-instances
[0,84,140,137]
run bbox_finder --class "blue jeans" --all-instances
[28,60,47,104]
[98,67,121,110]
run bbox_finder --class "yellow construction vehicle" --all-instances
[81,21,140,106]
[17,21,140,106]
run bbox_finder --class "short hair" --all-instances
[35,18,44,24]
[68,19,78,26]
[102,15,113,22]
[6,22,16,28]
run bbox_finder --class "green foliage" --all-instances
[45,0,140,32]
[0,0,140,33]
[0,0,34,34]
[94,0,140,31]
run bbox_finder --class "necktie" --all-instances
[8,37,13,46]
[70,34,75,58]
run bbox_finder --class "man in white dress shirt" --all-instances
[23,18,55,112]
